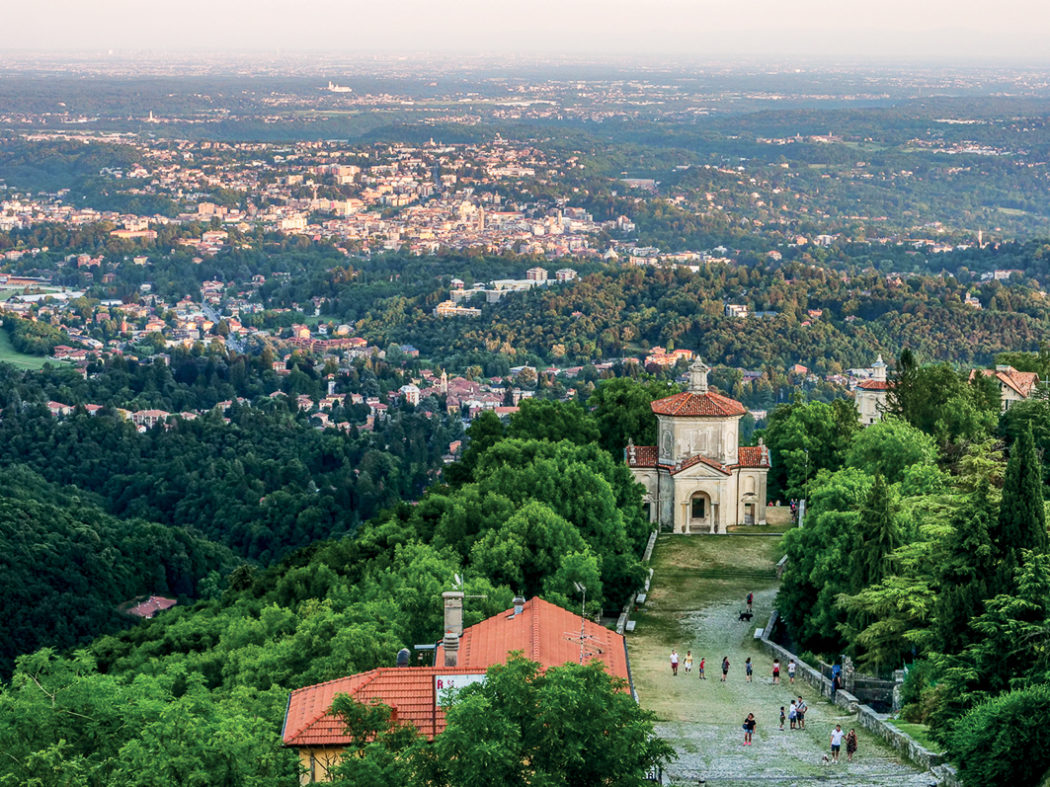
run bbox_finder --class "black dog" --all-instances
[738,611,753,622]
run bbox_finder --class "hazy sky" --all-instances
[5,0,1050,61]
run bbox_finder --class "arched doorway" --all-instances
[689,491,712,533]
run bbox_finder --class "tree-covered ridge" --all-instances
[0,466,237,676]
[0,391,655,785]
[347,258,1050,373]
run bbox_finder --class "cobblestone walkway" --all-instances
[629,536,934,786]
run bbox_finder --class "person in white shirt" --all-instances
[830,724,845,762]
[670,649,679,676]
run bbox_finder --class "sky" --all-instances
[4,0,1050,62]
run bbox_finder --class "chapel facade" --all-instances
[626,359,770,534]
[855,354,889,425]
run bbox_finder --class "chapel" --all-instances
[626,358,770,533]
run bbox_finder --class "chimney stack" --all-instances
[513,595,526,616]
[443,591,464,668]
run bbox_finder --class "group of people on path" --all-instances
[668,649,712,678]
[671,651,798,685]
[744,702,858,762]
[667,591,859,761]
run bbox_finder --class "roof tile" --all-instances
[650,391,747,417]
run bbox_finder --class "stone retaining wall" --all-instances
[757,610,957,783]
[618,530,659,635]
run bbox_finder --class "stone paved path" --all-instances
[629,535,934,786]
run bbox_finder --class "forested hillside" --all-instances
[768,353,1050,785]
[0,466,236,676]
[0,382,660,784]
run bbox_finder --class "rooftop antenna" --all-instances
[566,582,602,664]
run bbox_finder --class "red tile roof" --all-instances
[668,454,730,476]
[284,598,629,749]
[736,446,771,469]
[857,379,890,391]
[126,595,177,619]
[438,597,629,683]
[972,367,1039,398]
[281,666,487,746]
[650,390,747,417]
[626,445,658,468]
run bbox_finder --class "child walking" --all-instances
[742,713,756,745]
[684,651,693,673]
[698,657,706,679]
[779,706,786,730]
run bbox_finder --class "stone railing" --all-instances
[756,609,958,783]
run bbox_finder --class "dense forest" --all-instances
[0,377,664,785]
[346,256,1050,373]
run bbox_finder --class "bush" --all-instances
[898,659,935,723]
[948,684,1050,786]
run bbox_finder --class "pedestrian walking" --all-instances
[698,657,706,679]
[772,658,780,684]
[684,650,693,673]
[746,591,753,613]
[846,728,858,762]
[796,696,807,729]
[788,658,796,684]
[830,724,844,762]
[745,657,753,682]
[721,656,730,682]
[779,706,786,730]
[670,649,679,676]
[742,712,757,745]
[788,700,797,729]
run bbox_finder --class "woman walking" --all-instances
[846,728,858,762]
[745,657,753,682]
[721,656,730,682]
[772,658,780,684]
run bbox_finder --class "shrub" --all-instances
[948,684,1050,786]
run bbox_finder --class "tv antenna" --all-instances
[565,582,602,664]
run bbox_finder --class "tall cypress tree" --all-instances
[850,474,899,593]
[994,423,1048,594]
[934,481,997,655]
[886,348,918,425]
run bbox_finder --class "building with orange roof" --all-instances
[626,357,769,533]
[282,595,631,784]
[970,364,1040,413]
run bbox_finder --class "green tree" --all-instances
[932,482,998,656]
[506,398,600,447]
[843,417,939,485]
[469,501,592,600]
[948,684,1050,787]
[993,423,1048,594]
[588,377,678,455]
[433,656,674,787]
[762,399,859,499]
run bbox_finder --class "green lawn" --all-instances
[0,330,50,370]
